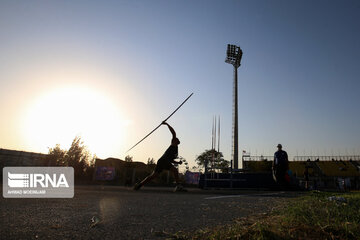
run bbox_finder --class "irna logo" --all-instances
[8,172,69,188]
[3,167,74,198]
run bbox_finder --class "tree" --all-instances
[195,149,229,173]
[191,165,202,172]
[48,136,96,178]
[125,155,133,162]
[66,136,95,177]
[147,158,155,165]
[176,156,189,173]
[47,144,66,166]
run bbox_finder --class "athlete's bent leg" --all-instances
[140,171,159,186]
[169,166,180,185]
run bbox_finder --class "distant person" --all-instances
[134,122,186,192]
[272,144,289,184]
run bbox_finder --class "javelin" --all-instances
[126,93,194,153]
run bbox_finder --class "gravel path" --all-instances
[1,185,300,240]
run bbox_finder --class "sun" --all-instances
[22,86,127,158]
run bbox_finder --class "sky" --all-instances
[1,0,360,168]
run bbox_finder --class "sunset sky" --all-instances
[1,1,359,167]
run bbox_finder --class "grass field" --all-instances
[173,191,360,240]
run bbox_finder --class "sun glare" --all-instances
[23,86,127,158]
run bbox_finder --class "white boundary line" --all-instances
[204,191,285,200]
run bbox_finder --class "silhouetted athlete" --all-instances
[134,122,186,192]
[272,143,289,184]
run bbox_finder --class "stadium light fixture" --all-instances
[225,44,243,170]
[225,44,243,68]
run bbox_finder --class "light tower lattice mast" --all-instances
[225,44,243,170]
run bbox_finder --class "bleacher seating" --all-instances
[244,160,272,172]
[315,161,360,177]
[289,162,314,177]
[244,159,360,178]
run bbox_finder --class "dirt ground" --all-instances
[1,185,301,240]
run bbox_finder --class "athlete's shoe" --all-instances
[174,184,187,192]
[133,183,142,191]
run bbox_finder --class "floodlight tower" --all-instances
[225,44,243,170]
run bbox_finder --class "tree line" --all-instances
[47,136,96,180]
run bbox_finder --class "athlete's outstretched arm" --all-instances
[162,121,176,138]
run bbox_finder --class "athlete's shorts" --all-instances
[154,158,173,173]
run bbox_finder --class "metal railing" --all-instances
[293,156,360,161]
[242,155,360,162]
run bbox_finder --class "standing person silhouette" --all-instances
[272,144,289,185]
[134,121,186,192]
